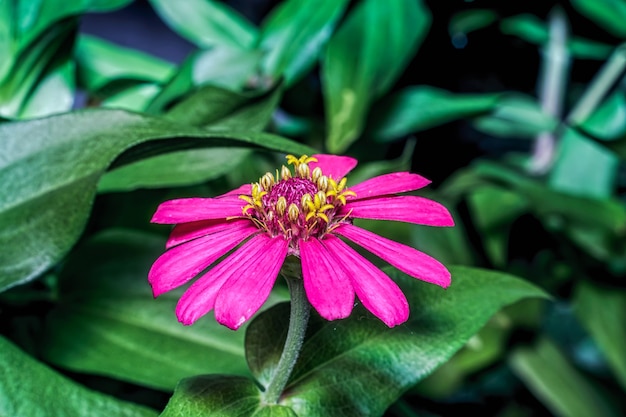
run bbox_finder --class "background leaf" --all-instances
[257,0,348,86]
[0,335,157,417]
[322,0,430,152]
[510,337,619,417]
[148,0,258,49]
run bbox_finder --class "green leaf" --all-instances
[367,86,499,142]
[500,14,613,60]
[161,376,259,417]
[0,109,315,292]
[145,47,263,114]
[99,84,283,192]
[510,337,619,417]
[40,229,288,390]
[148,0,258,49]
[570,0,626,38]
[0,0,132,82]
[258,0,349,85]
[579,90,626,141]
[322,0,430,152]
[449,9,498,37]
[245,266,548,416]
[548,129,619,199]
[0,335,157,417]
[0,19,75,119]
[472,94,558,139]
[467,185,529,267]
[573,281,626,391]
[75,34,175,94]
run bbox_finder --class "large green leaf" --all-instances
[40,229,289,390]
[0,109,314,292]
[148,0,258,49]
[257,0,348,86]
[99,84,283,192]
[0,335,156,417]
[246,266,548,416]
[322,0,430,152]
[367,86,499,142]
[510,337,619,417]
[573,282,626,391]
[570,0,626,38]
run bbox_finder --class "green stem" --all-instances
[263,274,310,404]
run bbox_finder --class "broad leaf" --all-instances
[41,229,288,390]
[245,266,548,416]
[510,337,619,417]
[0,109,314,292]
[0,335,156,417]
[258,0,348,85]
[99,84,282,192]
[573,281,626,391]
[322,0,430,152]
[148,0,258,49]
[367,86,499,141]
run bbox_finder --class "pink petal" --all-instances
[300,238,354,321]
[323,235,409,327]
[175,234,286,327]
[151,198,244,224]
[149,223,259,296]
[310,154,358,179]
[214,235,289,330]
[166,218,250,249]
[348,172,431,200]
[342,196,455,227]
[333,224,451,288]
[217,183,252,198]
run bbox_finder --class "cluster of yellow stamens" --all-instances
[239,155,356,244]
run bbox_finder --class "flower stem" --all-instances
[263,274,310,404]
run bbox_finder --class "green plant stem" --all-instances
[263,274,310,404]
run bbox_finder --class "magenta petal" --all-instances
[310,154,358,179]
[300,238,354,321]
[151,198,244,224]
[334,224,451,288]
[175,234,287,327]
[149,223,258,296]
[166,218,250,249]
[213,235,288,330]
[349,172,431,200]
[342,196,455,227]
[323,235,409,327]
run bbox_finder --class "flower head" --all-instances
[149,154,454,330]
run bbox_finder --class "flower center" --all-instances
[239,155,356,252]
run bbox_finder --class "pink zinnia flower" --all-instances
[149,154,454,330]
